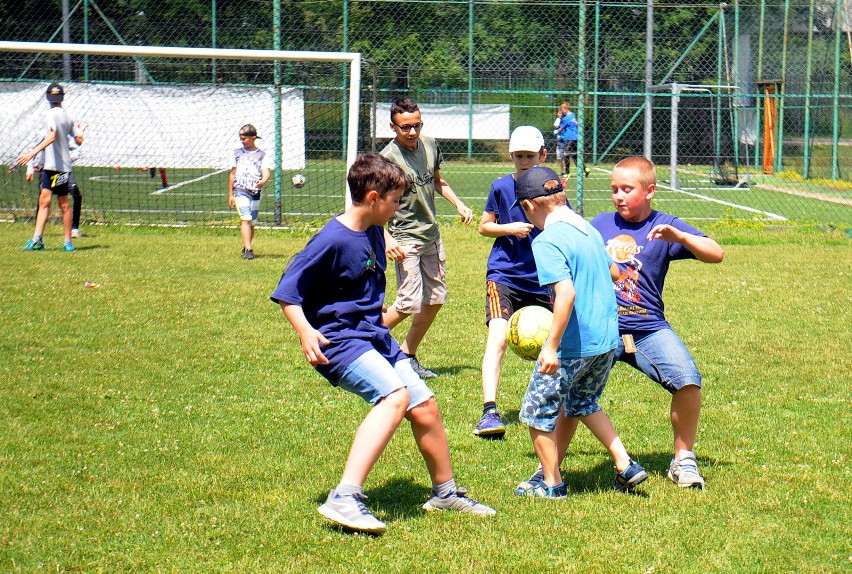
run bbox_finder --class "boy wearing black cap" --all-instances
[512,165,647,498]
[16,82,80,251]
[228,124,272,260]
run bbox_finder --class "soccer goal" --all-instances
[0,41,362,226]
[654,82,746,191]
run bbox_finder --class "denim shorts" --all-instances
[338,349,434,410]
[519,350,615,432]
[614,328,702,394]
[234,194,259,223]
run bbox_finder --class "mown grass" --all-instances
[0,221,849,573]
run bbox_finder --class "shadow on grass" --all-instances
[312,477,432,529]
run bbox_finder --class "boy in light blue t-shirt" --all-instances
[511,165,647,499]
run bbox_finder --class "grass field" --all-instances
[0,222,850,572]
[2,159,851,227]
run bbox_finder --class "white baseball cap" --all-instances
[509,125,545,153]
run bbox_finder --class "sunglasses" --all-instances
[393,122,424,132]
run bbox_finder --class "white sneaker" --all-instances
[422,487,496,515]
[71,229,81,239]
[667,450,705,489]
[317,490,386,534]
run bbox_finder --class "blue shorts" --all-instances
[614,328,702,394]
[234,194,260,223]
[519,350,615,432]
[338,349,434,410]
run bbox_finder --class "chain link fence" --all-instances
[1,0,850,227]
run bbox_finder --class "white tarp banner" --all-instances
[372,103,511,140]
[0,82,306,169]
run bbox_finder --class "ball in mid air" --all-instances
[506,305,552,361]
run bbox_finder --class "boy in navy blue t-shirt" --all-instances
[591,156,724,489]
[474,126,553,439]
[271,154,495,535]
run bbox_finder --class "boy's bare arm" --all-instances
[478,211,533,239]
[227,167,237,208]
[281,303,330,365]
[257,167,271,189]
[539,279,575,375]
[434,170,473,225]
[16,129,56,165]
[646,224,724,263]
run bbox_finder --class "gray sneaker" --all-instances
[668,451,705,489]
[408,355,438,379]
[422,487,496,515]
[317,489,387,534]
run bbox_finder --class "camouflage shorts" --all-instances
[519,350,616,432]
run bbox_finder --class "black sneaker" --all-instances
[243,249,255,260]
[408,356,437,378]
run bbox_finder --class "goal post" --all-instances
[0,41,361,226]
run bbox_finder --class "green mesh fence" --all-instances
[1,0,850,227]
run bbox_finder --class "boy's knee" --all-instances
[406,396,441,422]
[380,387,411,413]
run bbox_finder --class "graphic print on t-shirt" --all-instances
[604,234,643,305]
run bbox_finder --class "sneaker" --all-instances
[667,451,705,489]
[64,243,74,252]
[612,459,648,493]
[473,408,506,438]
[23,240,44,251]
[514,466,545,496]
[243,249,255,260]
[71,229,81,239]
[529,482,568,499]
[408,356,437,379]
[317,490,387,534]
[422,487,496,515]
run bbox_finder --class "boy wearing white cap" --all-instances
[473,126,554,439]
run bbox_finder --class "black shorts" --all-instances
[485,280,552,324]
[564,140,578,157]
[39,170,70,196]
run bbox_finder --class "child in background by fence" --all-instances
[16,83,82,252]
[271,153,495,534]
[228,124,272,260]
[29,123,87,238]
[590,156,724,489]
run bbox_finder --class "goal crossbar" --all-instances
[0,41,362,214]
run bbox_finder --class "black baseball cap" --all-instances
[45,82,64,103]
[239,124,260,138]
[512,166,564,208]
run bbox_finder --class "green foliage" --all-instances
[0,222,849,572]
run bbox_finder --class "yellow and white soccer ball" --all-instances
[506,305,552,361]
[291,173,306,188]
